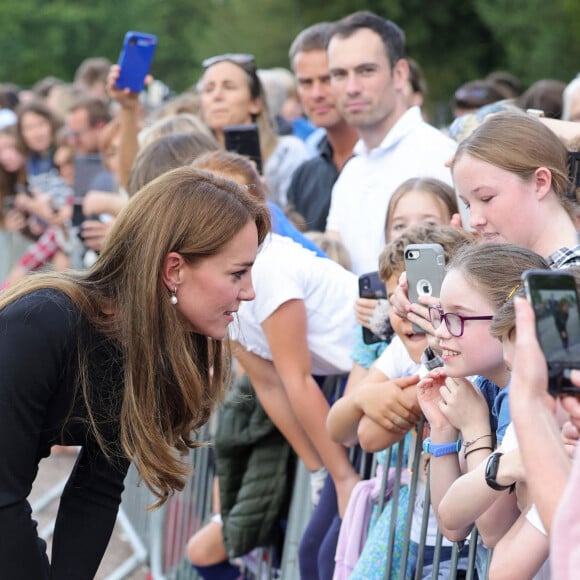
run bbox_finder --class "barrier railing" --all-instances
[111,397,486,579]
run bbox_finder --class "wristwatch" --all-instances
[422,437,462,457]
[484,452,515,493]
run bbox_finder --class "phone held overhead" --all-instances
[116,31,158,93]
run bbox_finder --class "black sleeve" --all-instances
[50,447,129,579]
[0,291,128,579]
[0,292,76,578]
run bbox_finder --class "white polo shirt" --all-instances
[326,107,457,275]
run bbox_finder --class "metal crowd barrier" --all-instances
[110,395,487,579]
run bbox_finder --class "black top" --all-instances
[285,136,340,232]
[0,289,129,579]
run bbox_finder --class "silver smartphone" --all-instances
[404,243,446,333]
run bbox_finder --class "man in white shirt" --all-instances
[325,11,457,275]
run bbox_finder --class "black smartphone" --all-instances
[522,269,580,396]
[404,243,446,334]
[224,124,262,174]
[116,31,158,93]
[358,271,392,345]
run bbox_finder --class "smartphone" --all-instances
[224,124,262,174]
[522,269,580,396]
[404,243,446,334]
[358,271,392,345]
[116,31,158,93]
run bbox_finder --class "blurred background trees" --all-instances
[1,0,579,123]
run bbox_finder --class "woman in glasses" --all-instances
[198,53,310,207]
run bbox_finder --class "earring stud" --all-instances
[170,287,178,305]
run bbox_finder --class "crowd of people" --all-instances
[2,7,580,580]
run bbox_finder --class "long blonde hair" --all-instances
[0,167,271,506]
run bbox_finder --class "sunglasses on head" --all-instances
[202,53,256,70]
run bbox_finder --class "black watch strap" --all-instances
[485,452,515,493]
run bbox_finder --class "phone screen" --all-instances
[523,270,580,395]
[224,124,262,174]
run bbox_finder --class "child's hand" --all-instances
[355,297,378,329]
[417,368,451,430]
[406,294,439,336]
[438,376,490,434]
[389,271,411,319]
[356,375,422,433]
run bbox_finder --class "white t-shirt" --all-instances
[326,107,457,275]
[230,233,358,376]
[372,335,420,379]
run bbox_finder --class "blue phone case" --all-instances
[116,31,157,93]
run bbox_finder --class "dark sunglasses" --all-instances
[429,306,493,338]
[202,53,255,70]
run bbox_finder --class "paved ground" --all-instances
[30,451,150,579]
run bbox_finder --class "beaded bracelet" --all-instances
[464,446,494,459]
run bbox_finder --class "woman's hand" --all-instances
[3,208,27,232]
[107,64,150,110]
[80,218,114,251]
[417,369,452,431]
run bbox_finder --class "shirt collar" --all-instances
[353,106,424,157]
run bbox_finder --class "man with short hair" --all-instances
[325,11,457,274]
[66,95,115,267]
[286,22,359,231]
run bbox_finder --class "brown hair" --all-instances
[379,223,475,283]
[127,132,219,196]
[0,125,27,222]
[452,111,575,215]
[16,100,62,154]
[0,167,271,506]
[330,11,406,67]
[67,94,111,127]
[384,177,459,242]
[198,58,278,161]
[289,22,336,65]
[448,243,549,330]
[192,149,267,201]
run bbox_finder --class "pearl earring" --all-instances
[170,287,178,305]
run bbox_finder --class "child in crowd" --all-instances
[349,177,461,385]
[186,150,357,580]
[328,224,474,579]
[416,243,550,577]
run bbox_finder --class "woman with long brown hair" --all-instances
[0,166,270,578]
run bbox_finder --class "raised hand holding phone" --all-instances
[115,31,157,94]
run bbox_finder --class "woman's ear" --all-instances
[249,97,262,117]
[161,251,185,291]
[534,166,553,200]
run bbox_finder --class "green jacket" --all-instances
[215,374,296,558]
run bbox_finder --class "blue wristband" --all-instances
[422,436,462,457]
